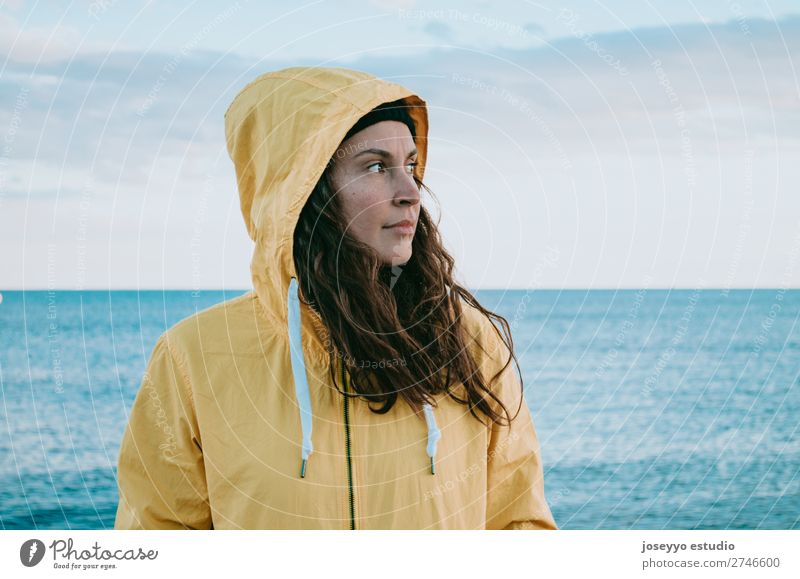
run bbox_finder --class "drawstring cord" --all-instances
[423,403,441,475]
[288,277,314,477]
[287,276,442,477]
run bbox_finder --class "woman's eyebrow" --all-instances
[352,147,417,160]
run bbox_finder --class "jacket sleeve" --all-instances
[114,334,213,529]
[478,319,558,530]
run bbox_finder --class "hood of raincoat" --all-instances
[223,66,429,366]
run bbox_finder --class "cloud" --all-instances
[0,12,91,64]
[1,49,256,198]
[524,22,543,36]
[422,20,453,42]
[2,0,26,11]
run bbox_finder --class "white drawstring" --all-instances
[422,403,441,475]
[288,277,314,477]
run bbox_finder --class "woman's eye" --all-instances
[366,161,417,174]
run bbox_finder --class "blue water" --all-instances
[0,289,798,529]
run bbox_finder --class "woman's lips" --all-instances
[384,220,416,235]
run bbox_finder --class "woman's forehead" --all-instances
[336,121,416,160]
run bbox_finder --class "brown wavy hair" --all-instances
[292,159,523,428]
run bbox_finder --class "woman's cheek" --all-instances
[354,192,384,225]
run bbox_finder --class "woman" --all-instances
[114,66,557,530]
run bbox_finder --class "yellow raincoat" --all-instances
[114,66,558,530]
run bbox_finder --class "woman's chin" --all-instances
[380,251,412,267]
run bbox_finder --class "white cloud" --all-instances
[0,13,85,64]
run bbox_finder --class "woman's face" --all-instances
[329,120,420,266]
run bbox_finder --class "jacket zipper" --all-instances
[341,361,356,530]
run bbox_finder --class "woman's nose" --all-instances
[392,167,420,206]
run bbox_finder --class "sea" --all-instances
[0,289,798,529]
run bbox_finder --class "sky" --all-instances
[2,0,799,290]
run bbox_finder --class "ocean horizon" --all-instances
[1,288,797,530]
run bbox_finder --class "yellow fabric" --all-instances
[113,66,558,530]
